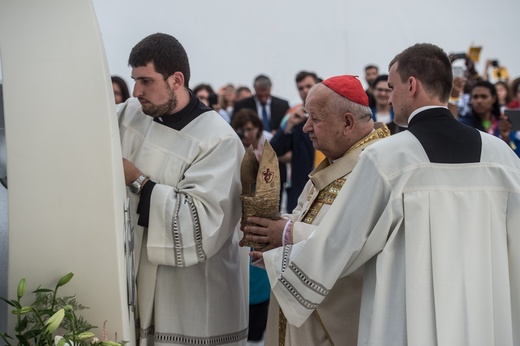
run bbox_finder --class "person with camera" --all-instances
[447,52,483,120]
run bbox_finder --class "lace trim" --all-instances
[185,195,207,263]
[289,262,329,297]
[153,328,248,345]
[172,192,184,267]
[278,276,319,310]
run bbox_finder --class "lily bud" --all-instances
[56,273,74,288]
[17,278,26,299]
[75,331,96,341]
[44,308,65,334]
[11,306,32,314]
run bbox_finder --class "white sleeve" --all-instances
[263,151,394,327]
[146,134,244,268]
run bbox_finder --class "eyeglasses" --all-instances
[375,88,391,93]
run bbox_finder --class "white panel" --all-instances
[0,0,134,343]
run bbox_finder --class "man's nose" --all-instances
[133,84,142,98]
[302,118,311,133]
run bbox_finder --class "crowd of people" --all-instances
[115,33,519,346]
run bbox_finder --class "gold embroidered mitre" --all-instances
[240,140,280,249]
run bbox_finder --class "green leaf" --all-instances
[0,297,19,308]
[33,288,53,293]
[0,332,14,345]
[14,316,28,332]
[56,273,74,288]
[7,299,22,309]
[15,335,31,346]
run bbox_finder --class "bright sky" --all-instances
[91,0,520,105]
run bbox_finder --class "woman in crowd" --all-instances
[231,108,272,160]
[111,76,130,104]
[193,83,217,109]
[460,80,519,156]
[495,80,513,111]
[370,74,404,134]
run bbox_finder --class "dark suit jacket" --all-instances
[232,95,290,132]
[270,122,314,213]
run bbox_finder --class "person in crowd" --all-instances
[364,64,379,108]
[117,33,247,345]
[193,83,218,109]
[457,80,520,157]
[243,75,390,345]
[232,74,290,134]
[370,74,405,134]
[458,80,501,133]
[233,74,291,211]
[217,83,237,123]
[111,75,130,104]
[448,53,483,120]
[506,78,520,109]
[248,43,520,345]
[270,71,320,213]
[232,108,273,161]
[236,86,253,102]
[495,80,513,111]
[231,108,272,344]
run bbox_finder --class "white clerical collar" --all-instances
[408,105,448,125]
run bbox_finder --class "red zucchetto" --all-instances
[322,75,369,107]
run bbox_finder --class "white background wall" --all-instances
[92,0,519,106]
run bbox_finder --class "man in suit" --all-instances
[233,74,290,134]
[270,71,320,213]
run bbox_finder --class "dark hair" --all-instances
[511,78,520,97]
[236,86,251,95]
[295,71,319,84]
[389,43,452,102]
[494,81,513,105]
[111,76,130,102]
[192,83,215,95]
[231,108,264,139]
[128,33,190,87]
[253,75,272,89]
[373,74,388,87]
[364,64,379,72]
[471,80,501,118]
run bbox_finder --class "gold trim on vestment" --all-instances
[302,179,346,224]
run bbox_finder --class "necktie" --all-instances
[261,104,270,132]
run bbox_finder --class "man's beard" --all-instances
[141,85,177,117]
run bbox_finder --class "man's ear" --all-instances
[409,76,418,96]
[167,71,185,90]
[343,112,355,130]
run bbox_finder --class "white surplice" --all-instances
[118,98,248,345]
[263,117,520,345]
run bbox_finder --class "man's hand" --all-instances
[243,217,288,252]
[122,158,142,186]
[285,106,308,133]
